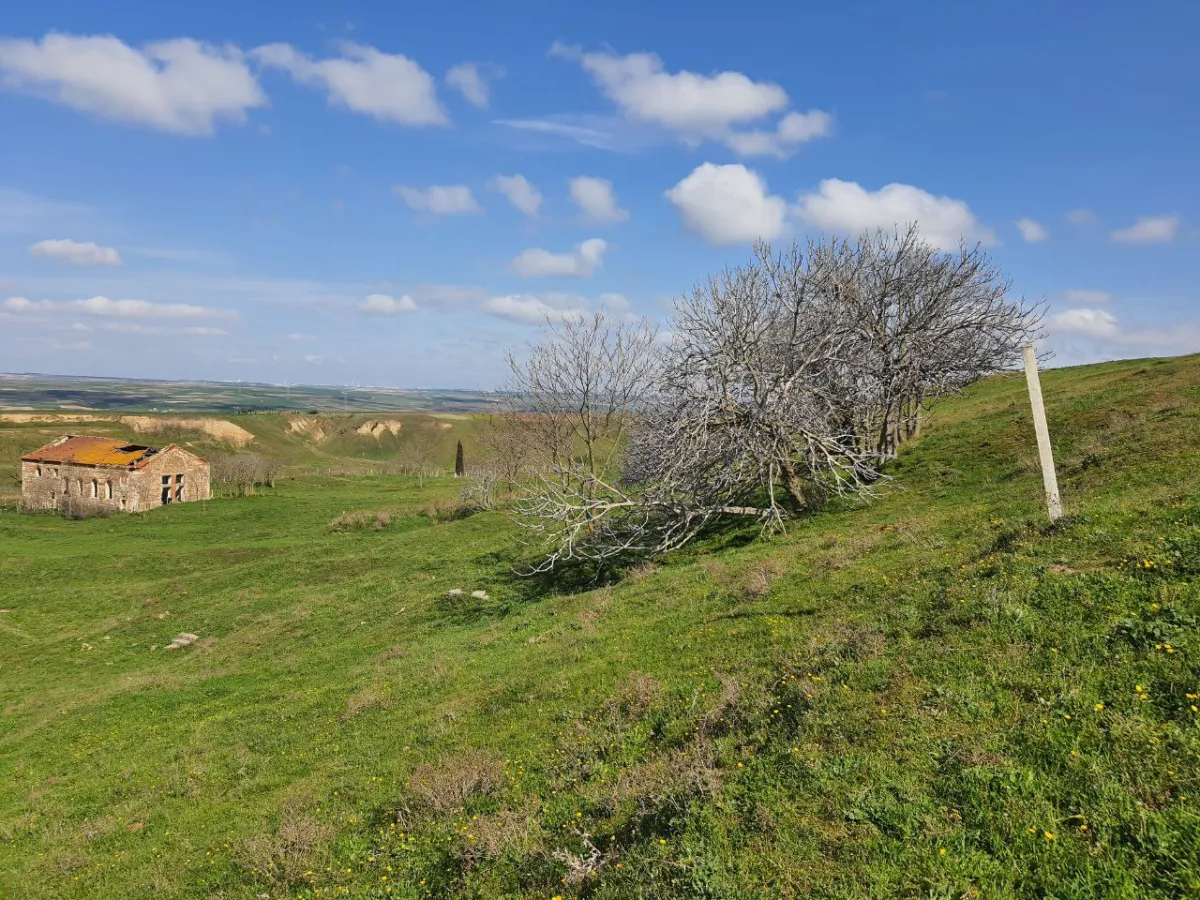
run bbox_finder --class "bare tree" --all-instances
[506,312,659,489]
[209,453,282,497]
[513,226,1041,571]
[504,312,659,571]
[396,429,444,485]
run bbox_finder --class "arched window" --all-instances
[90,479,98,499]
[35,466,42,477]
[106,481,114,500]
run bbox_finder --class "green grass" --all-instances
[1,354,1198,899]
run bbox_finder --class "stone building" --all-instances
[20,435,211,513]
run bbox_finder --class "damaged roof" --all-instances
[21,435,161,468]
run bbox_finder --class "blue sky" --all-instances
[1,0,1197,388]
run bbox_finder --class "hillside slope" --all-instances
[0,354,1198,899]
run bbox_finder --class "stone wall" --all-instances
[132,446,212,510]
[20,447,211,513]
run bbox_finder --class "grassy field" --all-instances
[1,354,1198,899]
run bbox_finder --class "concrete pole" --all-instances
[1022,343,1063,522]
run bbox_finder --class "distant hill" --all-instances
[0,372,500,413]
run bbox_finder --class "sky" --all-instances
[0,0,1197,389]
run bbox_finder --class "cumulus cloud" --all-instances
[2,296,56,314]
[30,238,121,266]
[1049,305,1200,359]
[552,42,786,134]
[393,184,480,215]
[665,163,786,245]
[568,176,628,223]
[550,43,829,157]
[491,174,542,217]
[71,296,236,319]
[795,179,996,251]
[445,62,492,108]
[252,42,446,126]
[0,33,265,135]
[512,238,607,277]
[1063,289,1112,305]
[1015,218,1047,243]
[1110,214,1180,244]
[483,292,588,324]
[724,109,834,158]
[357,293,417,315]
[1050,307,1119,339]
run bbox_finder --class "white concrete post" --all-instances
[1022,343,1063,522]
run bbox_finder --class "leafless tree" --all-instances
[209,453,282,496]
[396,429,444,485]
[513,226,1040,571]
[474,411,545,493]
[506,312,660,488]
[504,312,660,570]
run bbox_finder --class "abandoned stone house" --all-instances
[20,435,211,513]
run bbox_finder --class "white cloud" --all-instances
[665,163,786,245]
[358,293,417,315]
[724,109,833,158]
[1063,289,1112,305]
[1110,214,1179,244]
[483,293,588,324]
[252,42,446,126]
[1049,305,1200,354]
[512,239,607,277]
[598,292,633,315]
[1050,307,1119,339]
[284,332,314,341]
[549,43,830,156]
[393,184,480,215]
[1065,208,1100,226]
[552,43,786,135]
[69,296,236,319]
[491,174,542,217]
[568,176,628,223]
[795,179,996,250]
[99,322,227,336]
[445,63,491,108]
[3,296,56,314]
[1015,218,1047,243]
[4,295,235,319]
[304,354,323,364]
[30,238,121,266]
[0,33,265,135]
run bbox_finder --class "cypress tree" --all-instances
[455,440,465,477]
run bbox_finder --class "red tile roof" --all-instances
[21,435,159,468]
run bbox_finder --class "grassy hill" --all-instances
[1,354,1198,899]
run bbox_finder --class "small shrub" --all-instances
[239,810,333,887]
[605,671,661,722]
[457,806,544,867]
[742,558,787,599]
[406,749,504,814]
[328,510,395,532]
